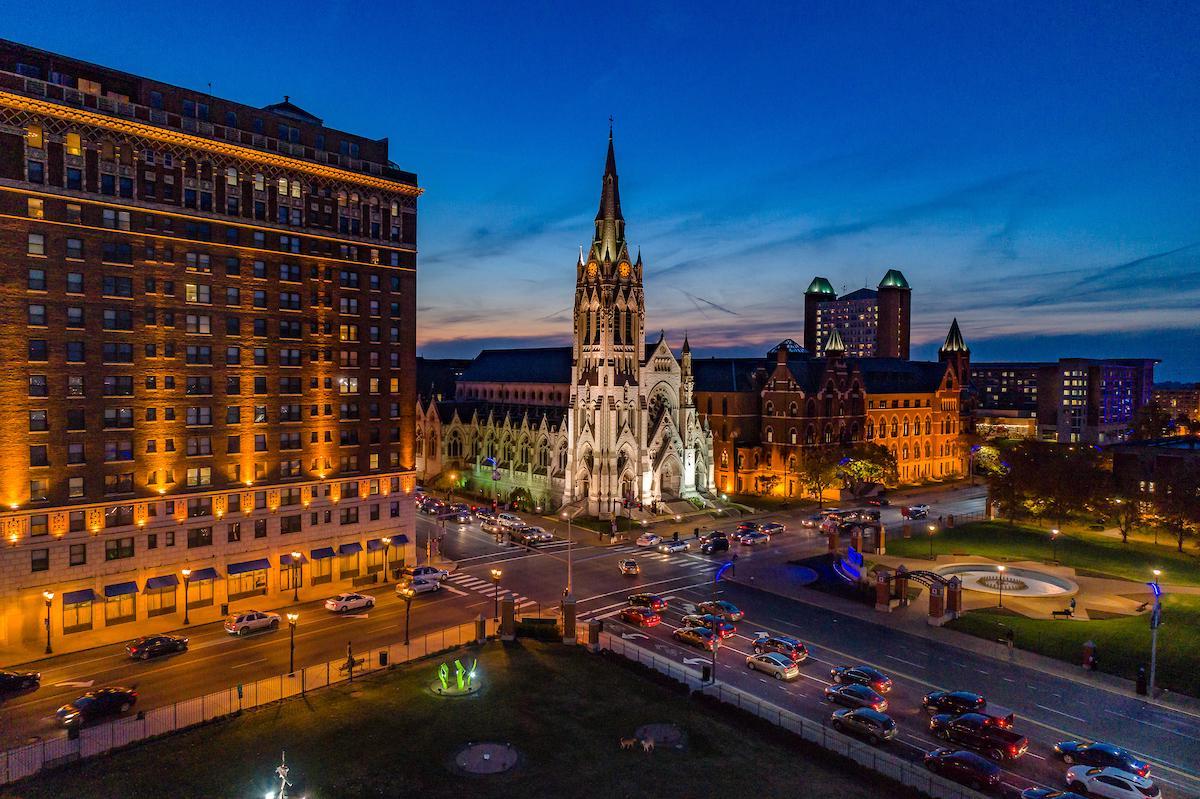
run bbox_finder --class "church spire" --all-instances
[940,317,969,354]
[592,126,626,264]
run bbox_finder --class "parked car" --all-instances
[397,578,440,598]
[696,600,743,621]
[0,669,40,695]
[126,634,188,660]
[1055,741,1151,777]
[923,748,1002,791]
[830,665,893,693]
[628,593,667,611]
[324,593,375,612]
[618,606,661,627]
[672,626,716,651]
[700,536,729,554]
[1066,766,1160,799]
[760,522,786,535]
[680,613,736,638]
[746,652,800,680]
[405,565,449,582]
[657,539,689,554]
[830,707,898,744]
[824,683,888,712]
[928,712,1029,761]
[618,558,640,576]
[636,533,662,548]
[738,531,771,545]
[751,634,808,662]
[223,610,281,636]
[1021,790,1086,799]
[56,687,138,728]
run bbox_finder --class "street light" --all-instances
[381,536,392,584]
[403,592,413,645]
[290,551,302,602]
[1149,569,1163,697]
[927,524,936,560]
[996,565,1007,608]
[491,568,502,621]
[1050,529,1060,563]
[561,509,576,597]
[286,612,298,675]
[181,569,192,625]
[42,591,53,654]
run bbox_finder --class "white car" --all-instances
[657,539,689,554]
[405,565,449,582]
[636,533,662,547]
[223,610,280,636]
[497,512,524,529]
[397,579,440,598]
[1067,766,1160,799]
[324,593,375,612]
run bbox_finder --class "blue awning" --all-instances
[144,574,179,590]
[104,582,138,598]
[189,567,219,581]
[393,534,409,544]
[280,553,308,566]
[227,558,271,575]
[310,546,335,560]
[338,542,362,555]
[366,538,384,551]
[63,588,95,604]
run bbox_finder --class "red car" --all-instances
[619,607,662,627]
[628,593,667,611]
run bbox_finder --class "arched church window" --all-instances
[866,421,874,439]
[805,426,815,445]
[903,418,910,437]
[789,402,798,416]
[925,416,932,435]
[765,401,774,416]
[765,427,773,443]
[789,428,797,445]
[890,417,898,437]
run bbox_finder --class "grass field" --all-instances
[1,642,920,799]
[947,594,1200,697]
[886,521,1200,586]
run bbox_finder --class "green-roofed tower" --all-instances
[876,268,912,358]
[804,275,839,353]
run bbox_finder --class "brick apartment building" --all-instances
[0,40,419,656]
[803,269,912,359]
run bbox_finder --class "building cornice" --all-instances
[0,89,423,197]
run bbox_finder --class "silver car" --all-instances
[657,539,689,554]
[746,652,800,681]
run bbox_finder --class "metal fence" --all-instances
[0,619,493,786]
[595,631,988,799]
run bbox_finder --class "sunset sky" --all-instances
[9,1,1199,378]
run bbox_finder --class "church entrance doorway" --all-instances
[660,461,682,499]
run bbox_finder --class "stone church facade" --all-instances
[416,134,713,516]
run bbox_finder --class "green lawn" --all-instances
[886,521,1200,586]
[947,595,1200,697]
[3,642,920,799]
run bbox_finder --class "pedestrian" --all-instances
[731,553,738,576]
[1069,597,1077,616]
[673,531,679,542]
[1005,628,1015,656]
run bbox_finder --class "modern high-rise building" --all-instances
[0,40,420,656]
[803,270,911,358]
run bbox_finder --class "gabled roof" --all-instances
[261,96,323,125]
[767,339,807,356]
[805,276,836,296]
[693,358,766,392]
[416,357,472,402]
[878,269,910,289]
[840,287,878,302]
[459,347,572,384]
[435,400,567,428]
[858,358,947,394]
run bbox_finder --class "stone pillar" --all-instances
[947,513,956,529]
[874,569,892,612]
[561,597,577,644]
[587,619,602,652]
[850,526,863,553]
[476,613,487,644]
[827,528,839,554]
[928,582,945,621]
[946,577,963,616]
[902,522,911,539]
[501,596,516,641]
[895,566,909,607]
[876,524,886,555]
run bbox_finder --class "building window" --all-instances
[31,548,49,572]
[312,556,332,585]
[63,598,93,634]
[105,537,135,560]
[105,593,136,625]
[69,544,87,567]
[228,569,267,601]
[185,577,214,609]
[146,585,176,617]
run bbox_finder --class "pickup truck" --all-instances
[928,713,1029,761]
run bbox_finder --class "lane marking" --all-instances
[441,585,468,596]
[885,655,926,669]
[1035,704,1087,723]
[230,659,266,669]
[1104,709,1196,740]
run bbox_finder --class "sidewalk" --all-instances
[727,557,1200,718]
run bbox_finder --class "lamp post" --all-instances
[181,569,192,625]
[42,591,53,654]
[996,565,1007,608]
[1050,529,1060,563]
[403,594,413,645]
[286,612,298,675]
[928,524,936,560]
[561,509,576,597]
[491,568,502,621]
[381,536,392,584]
[290,551,302,602]
[1149,569,1162,696]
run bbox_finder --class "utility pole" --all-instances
[1149,570,1163,697]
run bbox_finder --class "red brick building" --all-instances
[0,40,420,656]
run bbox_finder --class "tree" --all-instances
[796,446,843,503]
[1131,402,1174,441]
[837,443,898,496]
[1155,460,1200,553]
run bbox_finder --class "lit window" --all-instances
[26,198,43,219]
[65,132,82,156]
[26,125,43,149]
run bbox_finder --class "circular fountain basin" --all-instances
[936,563,1077,598]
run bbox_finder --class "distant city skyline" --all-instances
[8,2,1199,379]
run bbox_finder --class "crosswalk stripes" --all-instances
[442,572,537,611]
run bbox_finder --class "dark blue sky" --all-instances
[9,1,1200,378]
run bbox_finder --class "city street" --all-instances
[3,493,1197,799]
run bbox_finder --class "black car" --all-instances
[1054,741,1151,777]
[924,748,1002,791]
[830,665,893,693]
[56,687,138,727]
[0,669,40,696]
[126,634,189,660]
[824,683,888,711]
[700,536,729,554]
[752,634,809,662]
[867,496,890,506]
[923,690,986,716]
[830,707,897,744]
[1021,790,1087,799]
[628,593,667,611]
